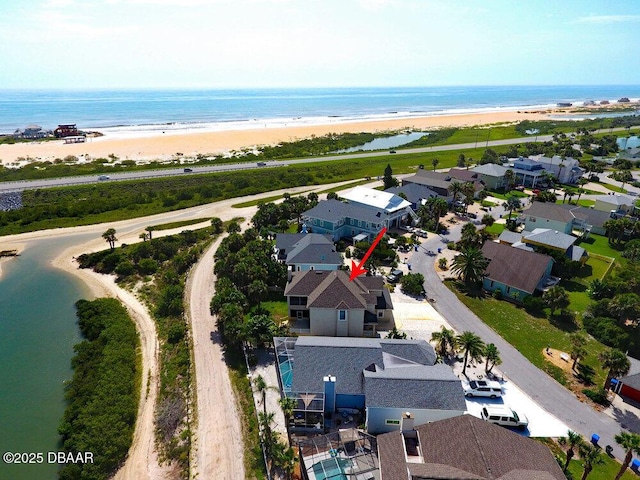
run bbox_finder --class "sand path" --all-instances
[0,179,357,480]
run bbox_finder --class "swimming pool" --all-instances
[311,458,351,480]
[279,359,293,392]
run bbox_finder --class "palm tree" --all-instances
[561,430,584,473]
[503,168,515,191]
[258,411,276,458]
[430,326,456,360]
[462,182,475,213]
[614,432,640,480]
[139,232,149,242]
[449,181,464,205]
[145,225,155,240]
[459,223,481,249]
[484,343,501,373]
[451,247,489,286]
[542,286,569,316]
[279,396,297,431]
[432,157,439,171]
[102,228,117,251]
[502,195,522,226]
[578,442,604,480]
[569,332,588,371]
[599,348,631,390]
[254,375,268,415]
[272,441,298,480]
[456,331,486,377]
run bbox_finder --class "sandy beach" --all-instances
[0,109,556,166]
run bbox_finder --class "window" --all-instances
[385,419,400,425]
[377,311,384,318]
[338,310,347,321]
[506,286,511,293]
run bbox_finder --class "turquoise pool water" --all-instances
[279,359,293,392]
[312,458,351,480]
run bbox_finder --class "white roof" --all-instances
[594,194,634,206]
[341,186,411,213]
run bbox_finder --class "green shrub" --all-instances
[523,295,545,314]
[582,388,610,406]
[492,289,503,300]
[401,273,425,296]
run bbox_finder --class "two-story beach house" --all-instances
[284,269,393,337]
[274,233,343,271]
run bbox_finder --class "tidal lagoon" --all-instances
[0,236,93,479]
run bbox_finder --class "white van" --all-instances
[480,405,528,430]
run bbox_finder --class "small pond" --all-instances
[336,132,427,153]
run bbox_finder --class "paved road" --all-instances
[1,126,633,193]
[409,215,634,461]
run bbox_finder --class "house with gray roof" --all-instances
[481,241,555,300]
[274,336,465,434]
[275,233,342,271]
[594,193,636,214]
[402,170,456,200]
[377,414,565,480]
[521,202,612,236]
[614,372,640,403]
[472,163,511,190]
[302,192,415,241]
[385,183,443,210]
[285,270,393,337]
[499,228,588,264]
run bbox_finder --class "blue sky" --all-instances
[1,0,639,89]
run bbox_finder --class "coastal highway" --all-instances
[0,126,630,193]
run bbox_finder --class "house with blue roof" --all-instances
[275,233,343,271]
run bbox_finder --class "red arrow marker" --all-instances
[349,227,387,281]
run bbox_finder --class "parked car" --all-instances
[463,380,503,398]
[386,269,403,284]
[415,229,428,238]
[98,175,110,181]
[480,405,528,430]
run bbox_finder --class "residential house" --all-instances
[619,146,640,161]
[447,168,485,197]
[521,202,610,236]
[302,187,416,241]
[54,124,79,138]
[15,124,47,139]
[274,336,466,434]
[481,241,555,300]
[377,414,565,480]
[499,228,588,263]
[284,270,393,337]
[508,157,547,187]
[613,372,640,403]
[534,155,585,184]
[402,170,455,201]
[275,233,342,271]
[385,183,442,211]
[471,163,511,190]
[594,193,636,215]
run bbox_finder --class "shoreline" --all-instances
[2,103,637,166]
[0,243,24,281]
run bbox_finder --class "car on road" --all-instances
[257,162,267,167]
[481,405,528,430]
[389,150,396,154]
[464,379,503,398]
[98,175,110,181]
[184,168,193,173]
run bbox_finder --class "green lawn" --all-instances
[599,182,627,193]
[576,234,623,259]
[447,281,610,387]
[483,222,506,236]
[232,194,285,208]
[260,299,289,324]
[561,254,614,313]
[152,217,212,230]
[567,455,636,480]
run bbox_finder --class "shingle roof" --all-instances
[378,415,566,480]
[284,234,342,266]
[290,336,436,395]
[481,241,553,294]
[386,183,442,204]
[522,202,576,223]
[620,372,640,390]
[523,228,577,251]
[284,270,387,309]
[566,205,611,229]
[403,170,454,190]
[472,163,510,177]
[364,364,465,410]
[303,199,386,224]
[497,230,522,244]
[594,193,635,206]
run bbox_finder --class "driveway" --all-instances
[404,215,635,460]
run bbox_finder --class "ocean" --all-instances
[1,85,639,136]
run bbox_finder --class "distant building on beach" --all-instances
[54,124,79,138]
[14,124,48,139]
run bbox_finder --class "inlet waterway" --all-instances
[0,234,94,480]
